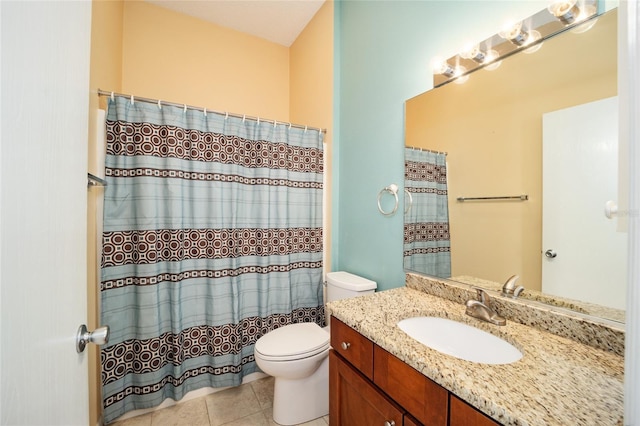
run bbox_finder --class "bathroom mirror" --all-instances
[404,8,625,323]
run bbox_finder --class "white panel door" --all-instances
[542,97,627,310]
[1,1,92,425]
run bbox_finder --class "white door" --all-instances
[1,1,92,424]
[542,97,627,310]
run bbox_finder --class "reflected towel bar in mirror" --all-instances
[456,195,528,202]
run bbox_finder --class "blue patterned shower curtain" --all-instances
[403,148,451,278]
[100,96,324,423]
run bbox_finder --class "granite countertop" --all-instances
[326,287,624,426]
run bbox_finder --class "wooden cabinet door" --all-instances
[330,350,403,426]
[374,346,448,426]
[449,395,500,426]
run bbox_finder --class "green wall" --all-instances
[332,1,546,290]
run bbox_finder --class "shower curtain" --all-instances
[100,96,325,423]
[403,148,451,278]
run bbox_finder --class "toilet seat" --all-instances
[255,322,329,362]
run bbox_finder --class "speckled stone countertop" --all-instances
[326,287,623,426]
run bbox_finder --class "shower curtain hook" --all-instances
[304,125,308,133]
[130,95,134,105]
[110,91,114,101]
[288,123,292,131]
[183,104,187,114]
[203,107,207,117]
[273,120,277,129]
[242,115,246,123]
[158,99,162,110]
[257,117,260,125]
[225,112,229,120]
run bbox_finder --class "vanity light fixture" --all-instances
[431,0,599,87]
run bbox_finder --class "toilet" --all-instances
[254,271,377,425]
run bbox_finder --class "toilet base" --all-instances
[272,356,329,425]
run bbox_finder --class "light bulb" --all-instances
[571,5,598,33]
[523,30,543,54]
[483,50,502,71]
[432,57,455,77]
[460,45,486,63]
[499,21,528,46]
[453,66,468,84]
[548,0,580,25]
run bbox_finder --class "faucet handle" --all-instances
[475,288,492,307]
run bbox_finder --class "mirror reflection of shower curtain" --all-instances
[99,96,324,423]
[403,148,451,278]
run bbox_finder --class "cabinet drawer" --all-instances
[450,395,500,426]
[331,317,374,379]
[374,345,448,426]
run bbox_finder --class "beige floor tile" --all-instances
[262,406,328,426]
[150,398,210,426]
[222,411,271,426]
[263,406,277,426]
[250,376,275,410]
[297,417,328,426]
[110,413,153,426]
[205,383,262,426]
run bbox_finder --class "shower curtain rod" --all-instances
[97,89,327,134]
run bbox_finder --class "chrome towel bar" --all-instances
[456,194,528,202]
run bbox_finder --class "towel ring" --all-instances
[377,184,399,216]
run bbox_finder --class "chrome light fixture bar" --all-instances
[433,0,599,87]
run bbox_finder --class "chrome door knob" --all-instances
[545,249,557,258]
[76,324,110,353]
[341,342,351,350]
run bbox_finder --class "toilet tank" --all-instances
[326,271,377,303]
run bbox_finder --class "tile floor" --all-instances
[110,376,329,426]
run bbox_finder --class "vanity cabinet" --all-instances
[330,317,501,426]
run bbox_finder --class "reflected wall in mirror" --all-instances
[404,8,624,323]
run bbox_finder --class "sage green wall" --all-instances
[332,1,546,290]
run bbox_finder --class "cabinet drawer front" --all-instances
[330,350,403,426]
[450,395,501,426]
[331,317,374,379]
[374,345,448,426]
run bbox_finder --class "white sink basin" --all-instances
[397,316,522,365]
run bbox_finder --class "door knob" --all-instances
[76,324,110,353]
[545,249,557,259]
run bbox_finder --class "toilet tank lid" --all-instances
[326,271,377,291]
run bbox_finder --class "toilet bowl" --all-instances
[255,322,330,425]
[254,271,376,425]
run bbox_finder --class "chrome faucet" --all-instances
[501,274,525,298]
[465,288,506,326]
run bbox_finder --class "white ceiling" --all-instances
[145,0,326,47]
